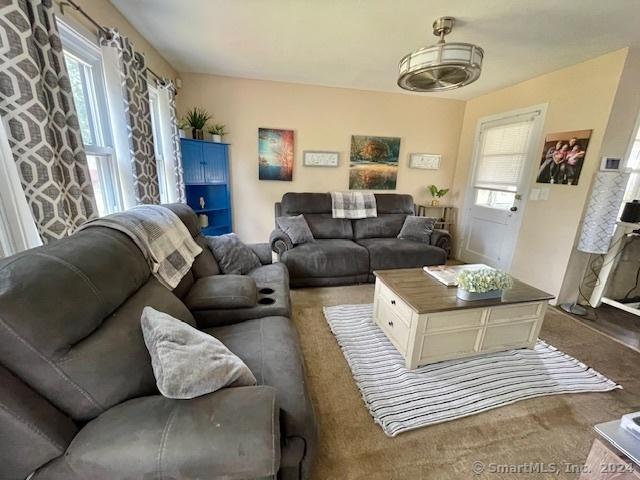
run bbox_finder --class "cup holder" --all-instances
[258,297,275,305]
[259,288,275,295]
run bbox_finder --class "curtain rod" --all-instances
[57,0,169,87]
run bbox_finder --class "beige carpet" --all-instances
[290,285,640,480]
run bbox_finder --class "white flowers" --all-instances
[457,268,513,293]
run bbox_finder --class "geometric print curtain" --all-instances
[159,79,186,203]
[99,28,160,205]
[0,0,98,243]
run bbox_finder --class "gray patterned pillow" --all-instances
[141,307,256,399]
[276,215,314,245]
[397,216,436,243]
[206,233,261,274]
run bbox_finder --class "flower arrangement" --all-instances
[457,268,513,293]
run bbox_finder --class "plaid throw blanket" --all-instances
[330,191,377,219]
[78,205,202,289]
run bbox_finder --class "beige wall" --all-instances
[177,75,465,242]
[57,0,176,80]
[452,49,629,301]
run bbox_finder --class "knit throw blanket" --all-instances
[330,191,377,219]
[78,205,202,289]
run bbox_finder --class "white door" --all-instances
[460,106,546,270]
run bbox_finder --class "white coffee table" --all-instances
[373,268,554,369]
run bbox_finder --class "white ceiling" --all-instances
[110,0,640,100]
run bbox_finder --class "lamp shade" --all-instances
[578,171,630,254]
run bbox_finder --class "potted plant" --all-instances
[208,124,227,143]
[428,185,449,206]
[456,268,513,301]
[177,119,189,139]
[182,107,211,140]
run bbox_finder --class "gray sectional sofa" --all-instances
[270,193,451,287]
[0,203,316,480]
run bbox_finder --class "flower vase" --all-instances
[192,128,204,140]
[456,287,503,301]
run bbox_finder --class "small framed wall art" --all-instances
[303,150,339,167]
[409,153,441,170]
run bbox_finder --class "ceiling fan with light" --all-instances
[398,16,484,92]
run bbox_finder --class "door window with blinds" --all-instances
[473,115,537,209]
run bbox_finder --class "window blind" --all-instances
[475,117,536,190]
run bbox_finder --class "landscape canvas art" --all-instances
[259,128,294,181]
[349,135,401,190]
[536,129,592,185]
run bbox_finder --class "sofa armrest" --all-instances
[430,229,452,257]
[249,242,273,265]
[270,229,294,255]
[35,386,280,480]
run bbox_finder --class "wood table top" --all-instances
[374,268,554,314]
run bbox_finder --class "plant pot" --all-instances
[456,287,503,301]
[431,198,440,206]
[178,129,186,139]
[211,134,222,143]
[192,128,204,140]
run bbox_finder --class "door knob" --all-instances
[388,321,394,327]
[510,206,518,212]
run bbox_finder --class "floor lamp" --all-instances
[561,170,630,316]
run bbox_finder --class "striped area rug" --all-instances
[323,304,621,437]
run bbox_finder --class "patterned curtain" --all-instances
[99,28,160,204]
[0,0,98,243]
[159,79,186,202]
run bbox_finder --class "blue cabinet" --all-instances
[180,139,232,235]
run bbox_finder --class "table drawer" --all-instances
[482,320,537,350]
[378,282,414,321]
[377,300,411,352]
[488,302,543,324]
[419,328,481,363]
[425,309,484,333]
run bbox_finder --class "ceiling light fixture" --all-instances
[398,16,483,92]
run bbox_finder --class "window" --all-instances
[148,87,169,203]
[473,116,536,209]
[58,21,120,216]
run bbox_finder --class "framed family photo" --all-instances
[536,129,592,185]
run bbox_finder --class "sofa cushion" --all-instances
[192,263,291,328]
[34,387,280,480]
[141,307,256,399]
[206,233,261,274]
[204,316,316,468]
[398,216,436,243]
[357,237,446,270]
[352,214,407,239]
[185,275,258,310]
[277,214,315,245]
[281,239,369,278]
[375,193,415,214]
[303,213,353,239]
[280,192,332,215]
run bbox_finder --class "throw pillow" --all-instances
[206,233,262,274]
[141,307,256,399]
[398,216,436,243]
[276,215,315,245]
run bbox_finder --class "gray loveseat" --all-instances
[0,204,316,480]
[270,193,451,287]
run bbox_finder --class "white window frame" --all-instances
[58,20,123,215]
[148,86,169,203]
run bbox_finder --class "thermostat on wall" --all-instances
[600,156,622,171]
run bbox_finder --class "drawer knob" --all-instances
[388,321,394,327]
[391,300,396,305]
